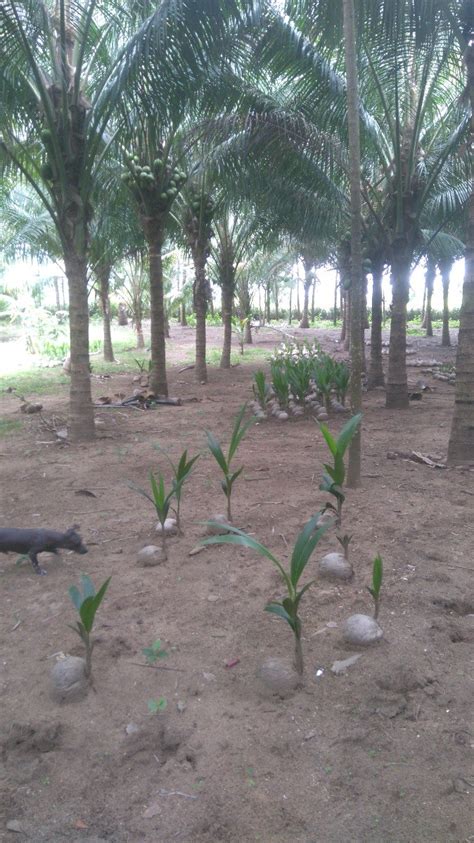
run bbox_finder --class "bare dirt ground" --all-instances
[0,325,473,843]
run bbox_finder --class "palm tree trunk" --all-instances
[343,0,363,487]
[136,319,145,349]
[447,42,474,464]
[238,275,252,343]
[265,283,271,322]
[289,287,293,324]
[300,258,312,328]
[194,250,208,383]
[368,263,385,388]
[344,288,351,351]
[363,274,370,328]
[180,302,187,326]
[421,280,427,326]
[220,267,235,369]
[274,280,279,320]
[64,251,95,442]
[340,289,347,342]
[386,249,410,409]
[147,231,168,396]
[97,264,114,362]
[440,258,452,347]
[53,277,61,311]
[425,259,435,337]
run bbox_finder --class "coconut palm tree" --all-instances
[447,23,474,463]
[0,0,257,438]
[181,182,215,383]
[306,0,472,459]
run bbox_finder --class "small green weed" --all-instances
[142,639,168,664]
[147,697,168,713]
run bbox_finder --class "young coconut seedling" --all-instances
[206,404,255,522]
[318,413,362,525]
[314,360,334,414]
[367,554,383,619]
[337,534,352,561]
[202,514,332,677]
[253,371,271,410]
[153,447,200,534]
[68,575,111,682]
[333,361,350,406]
[129,472,175,555]
[270,362,290,408]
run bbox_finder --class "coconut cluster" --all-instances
[185,192,214,251]
[121,151,186,211]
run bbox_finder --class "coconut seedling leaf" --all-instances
[68,585,83,611]
[128,481,154,506]
[202,523,291,589]
[290,521,333,586]
[203,515,336,675]
[319,423,338,457]
[229,467,244,486]
[368,554,383,599]
[80,574,96,601]
[265,601,294,628]
[227,403,255,463]
[79,577,111,633]
[294,579,315,610]
[206,431,228,474]
[336,413,362,456]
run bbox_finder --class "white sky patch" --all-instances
[3,255,466,312]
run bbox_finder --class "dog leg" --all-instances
[29,550,47,576]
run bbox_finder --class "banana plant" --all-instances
[202,514,332,677]
[318,413,362,525]
[129,472,175,554]
[69,575,111,681]
[367,554,383,620]
[206,404,255,521]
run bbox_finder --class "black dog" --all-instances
[0,526,88,575]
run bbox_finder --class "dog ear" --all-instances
[68,523,80,532]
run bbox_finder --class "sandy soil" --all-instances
[0,325,473,843]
